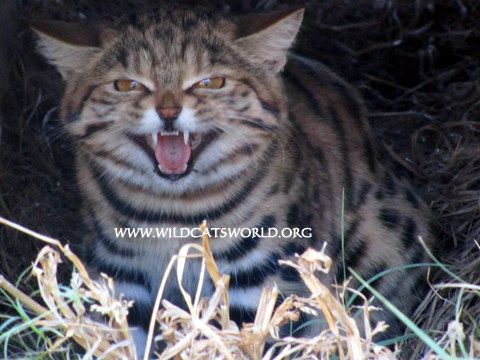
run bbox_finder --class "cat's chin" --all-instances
[128,131,218,181]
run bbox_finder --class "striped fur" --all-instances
[34,6,435,354]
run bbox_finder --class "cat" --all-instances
[33,5,435,357]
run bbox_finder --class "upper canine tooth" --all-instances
[183,131,190,145]
[151,132,157,146]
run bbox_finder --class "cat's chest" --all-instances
[127,209,293,300]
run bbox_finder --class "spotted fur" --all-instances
[33,6,434,355]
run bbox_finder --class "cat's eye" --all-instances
[113,79,142,92]
[191,77,225,90]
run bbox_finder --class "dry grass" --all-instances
[1,216,478,359]
[0,217,398,359]
[1,0,480,359]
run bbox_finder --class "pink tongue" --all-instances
[155,133,191,174]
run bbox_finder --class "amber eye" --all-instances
[191,77,225,90]
[113,79,142,92]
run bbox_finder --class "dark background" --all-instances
[1,0,479,355]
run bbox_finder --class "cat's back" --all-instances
[280,54,435,338]
[282,54,379,210]
[282,53,434,242]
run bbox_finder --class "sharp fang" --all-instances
[160,131,179,136]
[183,131,190,145]
[151,132,157,146]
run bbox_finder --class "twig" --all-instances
[0,275,50,316]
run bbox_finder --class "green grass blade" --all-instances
[0,316,20,333]
[15,299,50,344]
[0,310,52,344]
[376,332,418,346]
[346,262,437,307]
[341,187,346,290]
[454,288,469,358]
[350,268,455,360]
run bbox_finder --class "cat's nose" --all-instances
[157,106,182,131]
[158,107,181,121]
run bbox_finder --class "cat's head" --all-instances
[33,7,303,193]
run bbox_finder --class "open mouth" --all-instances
[130,130,217,180]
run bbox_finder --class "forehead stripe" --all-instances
[115,47,129,68]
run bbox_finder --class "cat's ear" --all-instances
[234,7,304,73]
[31,20,113,79]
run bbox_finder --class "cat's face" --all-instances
[33,7,303,193]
